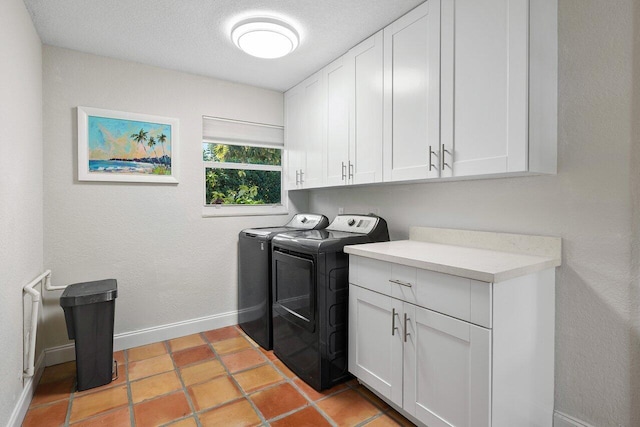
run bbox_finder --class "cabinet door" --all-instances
[301,72,325,188]
[404,303,491,427]
[325,56,351,187]
[383,0,441,182]
[284,84,306,189]
[350,31,384,185]
[440,0,529,177]
[348,285,403,406]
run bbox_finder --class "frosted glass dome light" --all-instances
[231,18,299,59]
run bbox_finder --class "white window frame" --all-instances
[202,117,287,217]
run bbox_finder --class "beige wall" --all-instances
[0,0,43,423]
[308,1,639,426]
[41,46,306,350]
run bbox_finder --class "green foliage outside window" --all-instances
[203,143,281,205]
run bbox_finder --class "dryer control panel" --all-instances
[326,215,380,235]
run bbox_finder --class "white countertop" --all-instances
[344,228,562,283]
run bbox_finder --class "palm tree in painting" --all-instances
[130,129,149,158]
[147,136,160,164]
[157,133,169,167]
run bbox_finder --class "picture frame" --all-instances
[77,106,179,183]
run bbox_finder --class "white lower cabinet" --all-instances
[348,254,555,427]
[349,284,490,427]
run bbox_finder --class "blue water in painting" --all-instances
[89,160,155,174]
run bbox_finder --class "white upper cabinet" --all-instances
[285,71,326,189]
[440,0,558,177]
[285,0,557,188]
[325,56,351,186]
[349,31,384,185]
[284,84,305,189]
[324,31,384,187]
[383,0,441,182]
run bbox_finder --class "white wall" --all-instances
[0,0,43,424]
[42,46,307,350]
[309,1,639,426]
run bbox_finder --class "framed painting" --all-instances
[77,106,179,183]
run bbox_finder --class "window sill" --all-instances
[201,204,289,218]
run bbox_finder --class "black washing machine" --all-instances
[238,213,329,350]
[271,214,389,391]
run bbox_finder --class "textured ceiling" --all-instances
[23,0,424,91]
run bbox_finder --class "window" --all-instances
[202,116,287,217]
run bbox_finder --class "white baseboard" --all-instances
[45,310,238,366]
[8,352,45,427]
[554,411,595,427]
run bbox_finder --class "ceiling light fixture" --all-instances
[231,17,299,59]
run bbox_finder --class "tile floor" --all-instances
[23,325,415,427]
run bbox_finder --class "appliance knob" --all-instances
[348,219,356,226]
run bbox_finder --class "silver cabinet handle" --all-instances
[348,161,354,180]
[299,169,304,184]
[295,170,299,185]
[441,144,450,170]
[404,313,410,342]
[392,308,398,336]
[341,162,346,181]
[429,145,438,172]
[389,279,412,288]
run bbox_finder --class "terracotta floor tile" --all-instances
[363,414,405,427]
[23,400,69,427]
[272,359,296,379]
[316,389,380,427]
[128,354,174,381]
[169,333,205,352]
[198,399,261,427]
[259,347,278,361]
[127,342,167,362]
[243,334,259,347]
[30,376,74,407]
[133,391,191,427]
[180,359,227,386]
[250,382,307,420]
[70,406,131,426]
[188,375,242,411]
[131,371,183,403]
[166,417,198,427]
[220,348,266,373]
[233,364,284,393]
[270,406,332,427]
[113,350,126,366]
[212,336,252,355]
[293,377,348,401]
[386,408,416,427]
[357,385,390,410]
[203,326,241,343]
[39,361,76,384]
[69,385,129,422]
[172,344,215,368]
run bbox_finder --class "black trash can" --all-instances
[60,279,118,391]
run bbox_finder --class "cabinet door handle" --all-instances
[429,145,438,172]
[295,170,299,185]
[341,162,346,181]
[404,313,410,343]
[299,169,304,184]
[348,161,354,180]
[389,279,412,288]
[441,144,450,170]
[392,308,398,336]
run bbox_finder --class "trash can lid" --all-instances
[60,279,118,307]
